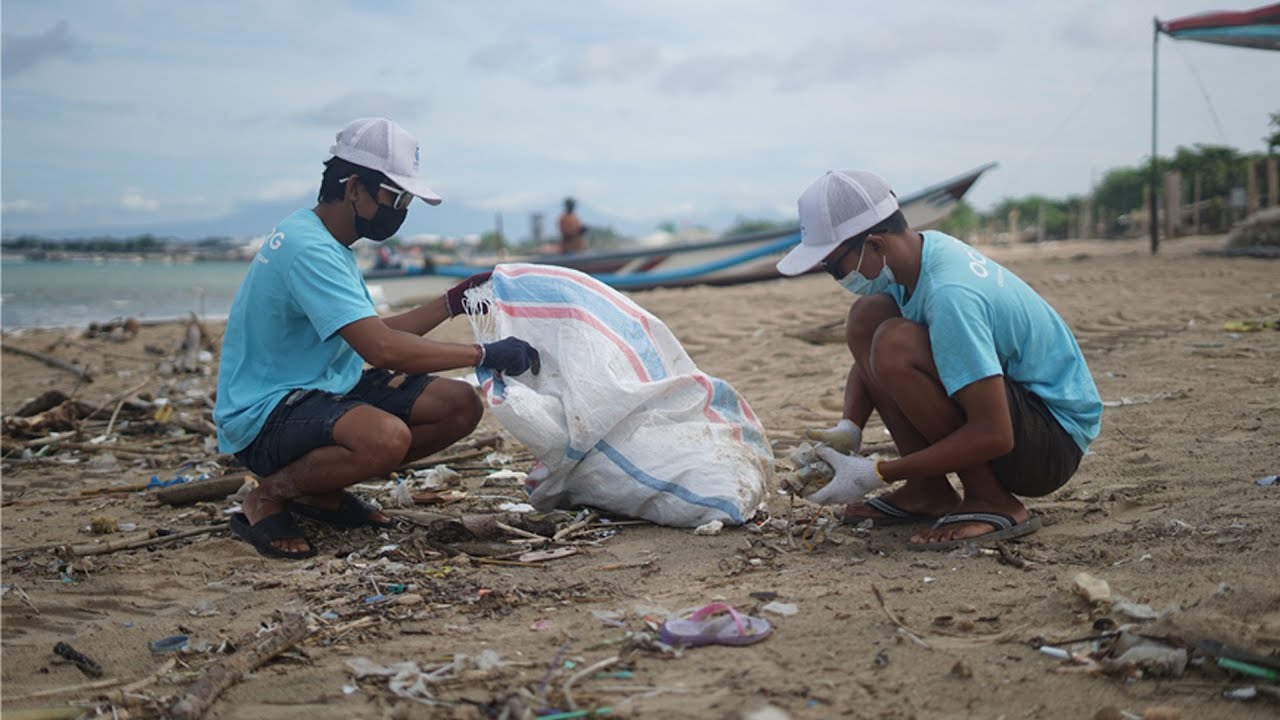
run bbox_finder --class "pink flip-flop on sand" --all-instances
[659,603,773,647]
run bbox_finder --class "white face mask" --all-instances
[837,243,896,295]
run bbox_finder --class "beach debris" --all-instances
[1072,572,1113,605]
[1101,389,1189,408]
[346,651,504,706]
[155,472,252,506]
[761,601,798,617]
[777,442,834,497]
[168,613,310,720]
[1222,319,1277,332]
[1,344,94,383]
[53,641,104,678]
[694,520,723,536]
[1112,600,1160,622]
[1102,633,1187,677]
[83,317,140,342]
[1256,474,1278,487]
[149,634,190,654]
[409,465,460,489]
[89,515,119,535]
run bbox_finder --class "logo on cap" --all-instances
[413,145,420,172]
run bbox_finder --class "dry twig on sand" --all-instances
[2,345,94,383]
[168,614,310,720]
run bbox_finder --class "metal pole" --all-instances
[1150,17,1160,254]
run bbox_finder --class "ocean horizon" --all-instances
[1,258,454,330]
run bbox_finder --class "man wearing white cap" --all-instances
[777,170,1101,551]
[215,117,540,559]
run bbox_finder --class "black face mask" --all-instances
[353,200,407,242]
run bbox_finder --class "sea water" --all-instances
[0,258,455,329]
[1,259,250,329]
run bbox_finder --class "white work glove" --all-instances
[807,446,885,505]
[805,418,862,455]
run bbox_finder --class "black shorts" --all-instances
[234,368,434,477]
[990,379,1084,497]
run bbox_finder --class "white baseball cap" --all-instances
[776,169,898,276]
[330,117,443,206]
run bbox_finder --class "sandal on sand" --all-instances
[907,511,1041,552]
[842,496,937,526]
[229,512,317,560]
[659,603,773,647]
[291,492,395,529]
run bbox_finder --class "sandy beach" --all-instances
[2,234,1278,719]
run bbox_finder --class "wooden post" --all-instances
[1146,184,1157,238]
[1080,196,1093,240]
[1268,156,1279,209]
[1007,209,1019,243]
[1193,173,1202,235]
[1067,207,1077,240]
[1164,171,1181,239]
[1246,159,1259,216]
[494,213,506,259]
[1037,202,1046,243]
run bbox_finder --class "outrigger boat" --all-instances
[417,162,996,291]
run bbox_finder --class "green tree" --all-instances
[1266,111,1280,153]
[936,200,980,238]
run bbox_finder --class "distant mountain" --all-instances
[3,193,794,242]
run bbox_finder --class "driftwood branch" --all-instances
[0,524,229,560]
[155,474,252,506]
[3,345,93,383]
[168,613,310,720]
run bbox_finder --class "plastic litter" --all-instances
[1256,474,1278,487]
[149,635,190,654]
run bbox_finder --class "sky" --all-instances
[2,0,1278,240]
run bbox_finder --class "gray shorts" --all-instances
[234,368,434,477]
[991,379,1083,497]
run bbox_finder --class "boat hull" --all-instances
[402,162,996,291]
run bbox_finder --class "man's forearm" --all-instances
[383,296,450,336]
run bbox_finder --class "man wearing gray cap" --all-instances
[777,169,1101,551]
[215,117,540,559]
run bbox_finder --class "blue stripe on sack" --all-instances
[477,368,508,400]
[708,378,769,454]
[496,272,669,381]
[565,446,586,460]
[595,440,744,524]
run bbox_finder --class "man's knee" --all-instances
[846,294,901,355]
[868,318,931,382]
[339,408,412,469]
[432,378,485,433]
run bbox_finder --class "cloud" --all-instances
[550,43,660,86]
[296,91,430,127]
[1,199,48,213]
[2,21,87,78]
[254,179,314,202]
[120,190,159,212]
[658,53,769,94]
[470,40,540,72]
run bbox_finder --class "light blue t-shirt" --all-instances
[214,209,377,453]
[885,231,1102,452]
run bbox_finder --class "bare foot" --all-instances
[908,497,1030,546]
[241,487,312,555]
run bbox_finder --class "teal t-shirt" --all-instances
[214,209,377,453]
[885,231,1102,452]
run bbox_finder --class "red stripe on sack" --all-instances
[496,303,651,381]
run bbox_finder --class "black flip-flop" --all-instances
[290,492,395,530]
[842,496,937,526]
[906,511,1041,552]
[229,512,317,560]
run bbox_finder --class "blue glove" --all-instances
[478,337,541,376]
